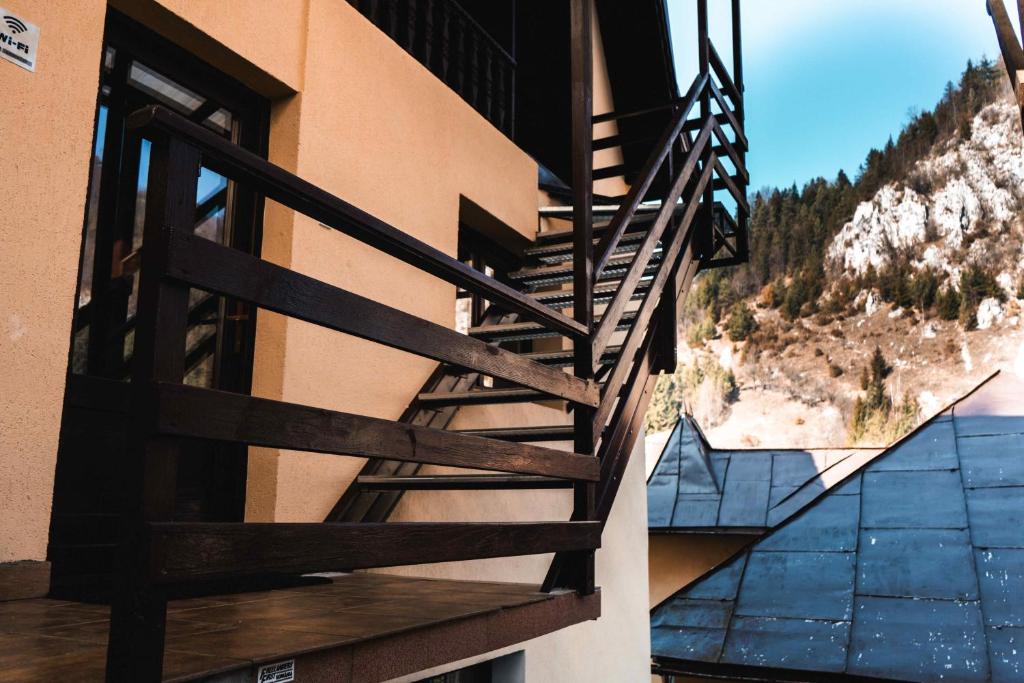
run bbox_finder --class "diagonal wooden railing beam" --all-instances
[161,230,598,406]
[591,121,714,361]
[592,73,707,279]
[128,105,588,340]
[591,161,715,441]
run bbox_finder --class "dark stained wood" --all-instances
[152,382,600,481]
[0,561,50,601]
[0,576,599,683]
[454,425,575,442]
[357,474,574,490]
[128,106,585,339]
[148,522,601,582]
[162,230,598,407]
[708,78,748,153]
[592,118,713,359]
[708,41,742,108]
[107,136,201,683]
[416,387,552,407]
[592,165,711,441]
[713,157,749,212]
[592,73,706,278]
[569,0,597,597]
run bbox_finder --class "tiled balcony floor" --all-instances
[0,573,599,682]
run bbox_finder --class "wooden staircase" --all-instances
[101,1,746,679]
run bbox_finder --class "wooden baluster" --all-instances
[455,14,467,95]
[731,0,748,260]
[469,28,480,110]
[405,0,418,54]
[568,0,595,596]
[482,44,494,124]
[422,0,435,70]
[696,0,714,259]
[494,54,507,133]
[105,136,200,682]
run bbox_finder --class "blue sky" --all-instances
[667,1,1017,191]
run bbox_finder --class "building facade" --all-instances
[0,1,747,680]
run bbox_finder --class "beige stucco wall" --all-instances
[246,0,539,522]
[1,1,656,676]
[648,534,750,608]
[0,0,107,562]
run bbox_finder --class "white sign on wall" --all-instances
[0,7,39,72]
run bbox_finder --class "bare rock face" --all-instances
[976,297,1005,330]
[827,100,1024,282]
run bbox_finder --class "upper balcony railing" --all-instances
[348,0,516,136]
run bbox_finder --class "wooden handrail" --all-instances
[591,160,715,438]
[153,382,600,480]
[593,73,708,279]
[708,41,741,105]
[128,106,587,340]
[161,229,598,406]
[708,77,748,151]
[150,521,600,583]
[710,119,749,183]
[592,118,715,359]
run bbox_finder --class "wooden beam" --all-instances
[568,0,597,598]
[147,521,601,583]
[162,230,598,407]
[152,382,600,481]
[356,474,574,490]
[128,105,587,340]
[416,387,551,407]
[593,73,706,279]
[592,164,711,440]
[592,120,712,360]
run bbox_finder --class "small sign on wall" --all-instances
[0,7,39,72]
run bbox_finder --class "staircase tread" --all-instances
[510,250,662,281]
[454,425,575,440]
[469,310,638,337]
[356,474,574,490]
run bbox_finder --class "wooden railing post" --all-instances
[731,0,749,259]
[696,0,714,259]
[569,0,596,595]
[106,135,201,682]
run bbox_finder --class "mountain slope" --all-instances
[647,58,1024,447]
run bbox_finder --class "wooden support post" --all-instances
[569,0,596,596]
[731,0,749,261]
[696,0,715,260]
[105,136,201,682]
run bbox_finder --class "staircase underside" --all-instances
[1,573,599,682]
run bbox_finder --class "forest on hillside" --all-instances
[646,58,1015,440]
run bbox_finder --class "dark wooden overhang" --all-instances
[514,0,679,186]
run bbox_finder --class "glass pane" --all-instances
[127,60,205,114]
[195,168,228,243]
[77,106,108,308]
[203,108,233,135]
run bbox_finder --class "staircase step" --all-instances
[418,387,551,407]
[356,474,574,491]
[469,310,638,343]
[510,250,662,289]
[533,210,663,247]
[453,425,576,442]
[532,281,651,310]
[523,345,622,368]
[526,231,648,265]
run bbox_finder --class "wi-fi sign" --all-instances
[3,15,27,34]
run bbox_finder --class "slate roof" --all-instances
[651,372,1024,682]
[647,416,882,532]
